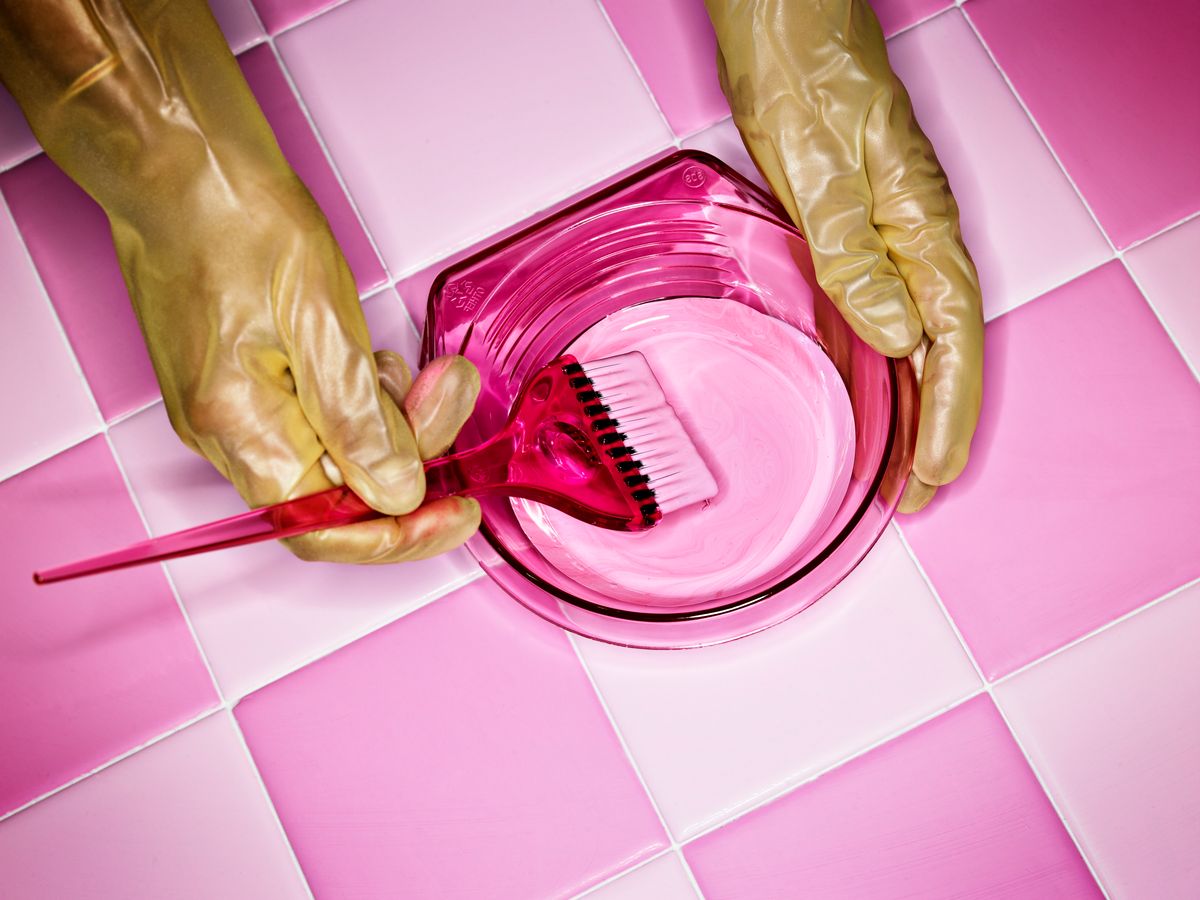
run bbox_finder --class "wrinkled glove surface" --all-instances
[0,0,480,561]
[704,0,984,511]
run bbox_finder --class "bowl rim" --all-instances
[425,150,914,628]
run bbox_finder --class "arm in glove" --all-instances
[0,0,480,561]
[703,0,984,512]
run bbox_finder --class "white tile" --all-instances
[276,0,672,276]
[887,11,1112,319]
[0,202,98,480]
[578,527,980,839]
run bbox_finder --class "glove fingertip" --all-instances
[897,476,937,514]
[349,454,426,517]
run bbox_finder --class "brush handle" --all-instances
[32,437,514,585]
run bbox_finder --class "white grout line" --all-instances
[889,522,1113,898]
[270,0,357,40]
[4,6,1195,892]
[0,707,222,824]
[224,709,317,900]
[0,192,105,429]
[675,688,986,849]
[570,847,675,899]
[102,429,226,706]
[1119,255,1200,382]
[0,141,41,174]
[226,566,487,705]
[565,632,707,899]
[255,29,396,292]
[591,0,682,148]
[1121,207,1200,253]
[958,7,1198,382]
[885,3,959,40]
[991,573,1200,689]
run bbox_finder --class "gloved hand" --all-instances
[703,0,984,512]
[0,0,481,561]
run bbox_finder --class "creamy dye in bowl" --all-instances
[511,298,856,607]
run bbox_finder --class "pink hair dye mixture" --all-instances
[513,298,855,605]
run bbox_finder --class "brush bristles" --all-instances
[583,352,718,516]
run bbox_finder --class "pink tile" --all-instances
[252,0,338,35]
[599,0,727,137]
[0,155,159,421]
[0,712,309,899]
[0,437,217,816]
[0,201,98,479]
[685,696,1100,898]
[238,45,386,294]
[996,582,1200,899]
[591,853,699,900]
[579,529,979,838]
[967,0,1200,248]
[887,10,1110,319]
[872,0,954,36]
[209,0,267,52]
[276,0,671,278]
[235,578,667,898]
[109,343,479,700]
[1125,216,1200,372]
[900,262,1200,678]
[0,86,38,171]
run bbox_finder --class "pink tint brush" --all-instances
[33,352,718,584]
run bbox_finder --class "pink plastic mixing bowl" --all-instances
[422,151,918,648]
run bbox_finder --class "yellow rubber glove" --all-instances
[704,0,984,512]
[0,0,481,561]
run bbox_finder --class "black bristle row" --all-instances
[571,359,667,525]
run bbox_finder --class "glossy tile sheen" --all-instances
[0,713,309,900]
[277,0,671,277]
[579,529,979,839]
[589,853,699,900]
[0,155,160,421]
[0,202,98,481]
[685,696,1100,899]
[872,0,954,36]
[900,262,1200,678]
[599,0,728,137]
[967,0,1200,248]
[0,85,38,171]
[238,44,386,294]
[236,578,667,899]
[108,293,478,700]
[0,437,217,817]
[887,10,1111,320]
[209,0,267,52]
[996,582,1200,899]
[1125,215,1200,372]
[251,0,339,35]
